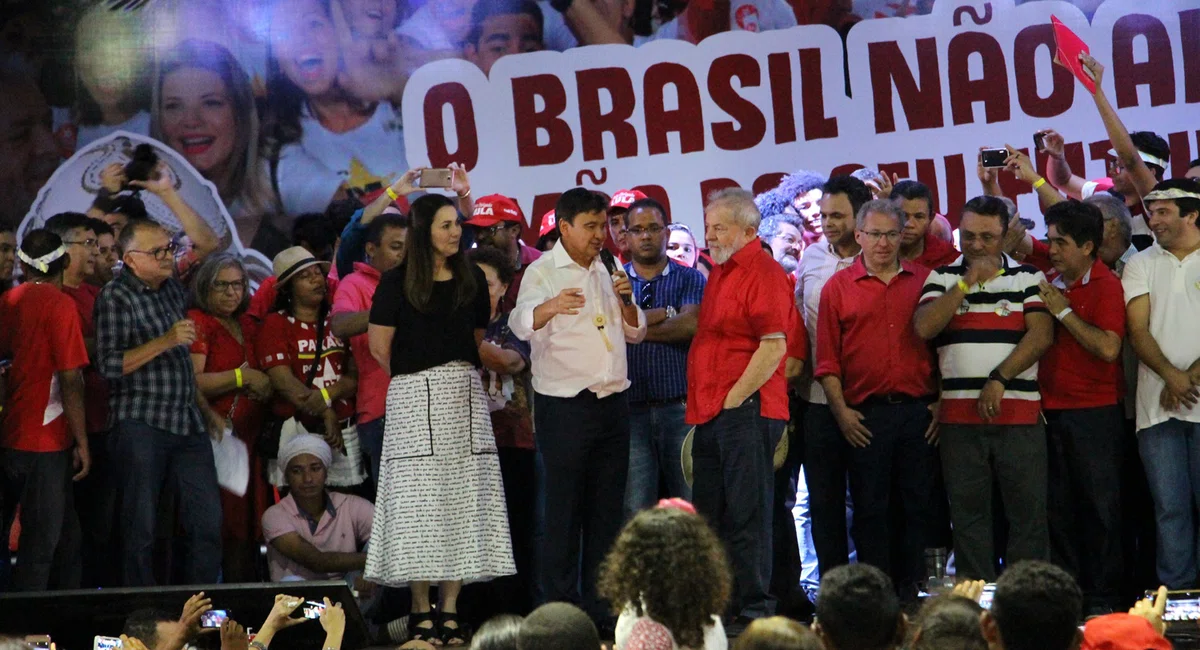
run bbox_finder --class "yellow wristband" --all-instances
[956,278,970,293]
[386,186,399,201]
[1032,177,1047,190]
[234,368,243,388]
[320,387,333,408]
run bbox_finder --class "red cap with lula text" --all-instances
[609,189,648,211]
[465,194,525,228]
[539,210,557,238]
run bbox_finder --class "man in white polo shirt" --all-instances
[1122,178,1200,590]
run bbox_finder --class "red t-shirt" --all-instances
[912,230,961,270]
[188,310,264,437]
[255,312,355,430]
[814,259,936,405]
[1038,259,1126,410]
[687,238,795,425]
[61,282,108,435]
[0,283,90,451]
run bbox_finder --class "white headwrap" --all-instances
[1143,188,1200,202]
[1106,148,1169,170]
[277,434,333,474]
[17,245,66,274]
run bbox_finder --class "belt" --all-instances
[632,397,686,408]
[854,393,935,408]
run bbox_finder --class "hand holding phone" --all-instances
[302,601,327,620]
[980,148,1009,169]
[200,610,230,629]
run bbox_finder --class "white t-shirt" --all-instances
[272,149,342,218]
[60,110,151,153]
[1121,244,1200,432]
[616,608,726,650]
[397,1,577,51]
[637,0,797,45]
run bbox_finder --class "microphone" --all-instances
[599,249,632,306]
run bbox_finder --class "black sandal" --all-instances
[409,611,440,645]
[440,612,468,647]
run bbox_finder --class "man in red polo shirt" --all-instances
[687,188,796,632]
[891,180,959,270]
[1035,201,1126,616]
[466,194,542,314]
[815,199,939,599]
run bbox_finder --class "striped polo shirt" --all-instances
[920,254,1048,425]
[625,259,707,404]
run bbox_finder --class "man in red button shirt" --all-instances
[815,199,939,599]
[1035,201,1126,615]
[892,180,960,270]
[687,188,796,631]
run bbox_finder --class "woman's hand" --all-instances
[243,368,273,402]
[449,162,471,198]
[323,409,346,453]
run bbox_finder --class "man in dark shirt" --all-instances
[95,219,225,586]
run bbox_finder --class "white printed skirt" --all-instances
[364,361,516,586]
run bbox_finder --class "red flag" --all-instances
[1051,15,1096,94]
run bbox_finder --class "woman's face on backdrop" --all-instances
[271,0,340,98]
[160,67,236,179]
[76,10,142,111]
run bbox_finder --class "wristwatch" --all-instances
[665,305,677,319]
[987,369,1011,388]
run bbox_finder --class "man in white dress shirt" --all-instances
[511,187,646,627]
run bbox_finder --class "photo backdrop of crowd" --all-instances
[1,0,1197,262]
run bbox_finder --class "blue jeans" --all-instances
[112,420,222,586]
[624,401,692,520]
[1139,418,1200,589]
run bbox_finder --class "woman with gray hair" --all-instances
[187,253,274,581]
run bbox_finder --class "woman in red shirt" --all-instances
[188,254,273,582]
[256,247,364,491]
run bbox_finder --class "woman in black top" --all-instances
[365,194,515,646]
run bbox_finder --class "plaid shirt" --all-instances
[624,260,707,404]
[95,269,203,435]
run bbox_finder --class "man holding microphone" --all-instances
[511,188,646,629]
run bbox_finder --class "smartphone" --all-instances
[419,168,453,188]
[1033,132,1046,152]
[200,610,230,629]
[1148,590,1200,623]
[980,148,1009,168]
[978,583,997,610]
[302,601,326,620]
[94,636,123,650]
[25,637,51,650]
[1019,217,1036,229]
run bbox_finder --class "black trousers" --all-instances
[770,397,805,618]
[1046,405,1124,609]
[846,401,937,593]
[75,431,119,587]
[693,394,785,620]
[533,390,630,623]
[803,403,853,576]
[1,448,82,590]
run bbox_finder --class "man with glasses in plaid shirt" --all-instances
[95,218,226,586]
[621,198,706,520]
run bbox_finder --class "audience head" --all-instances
[0,226,15,286]
[1188,157,1200,180]
[1044,201,1104,281]
[625,197,669,267]
[607,189,647,255]
[291,213,337,262]
[464,0,544,75]
[469,244,516,320]
[958,195,1010,263]
[44,211,98,283]
[1112,131,1171,192]
[909,596,986,650]
[758,213,805,273]
[890,180,935,248]
[814,564,904,650]
[666,223,699,268]
[854,199,906,271]
[16,228,69,282]
[93,192,148,238]
[517,602,599,650]
[704,187,761,265]
[984,560,1082,650]
[472,613,523,650]
[536,209,559,251]
[1144,178,1200,251]
[779,169,826,233]
[406,193,476,313]
[365,212,409,274]
[1083,192,1133,266]
[467,194,526,262]
[122,609,179,650]
[734,617,824,650]
[271,245,327,314]
[191,254,250,319]
[598,501,732,650]
[819,176,872,251]
[89,217,118,284]
[278,434,333,499]
[1079,613,1170,650]
[118,219,177,286]
[555,188,609,262]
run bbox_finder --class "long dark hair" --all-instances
[404,194,477,313]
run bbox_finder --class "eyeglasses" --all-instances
[627,225,664,238]
[64,238,99,249]
[126,241,179,261]
[211,279,248,294]
[859,230,902,244]
[639,282,654,310]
